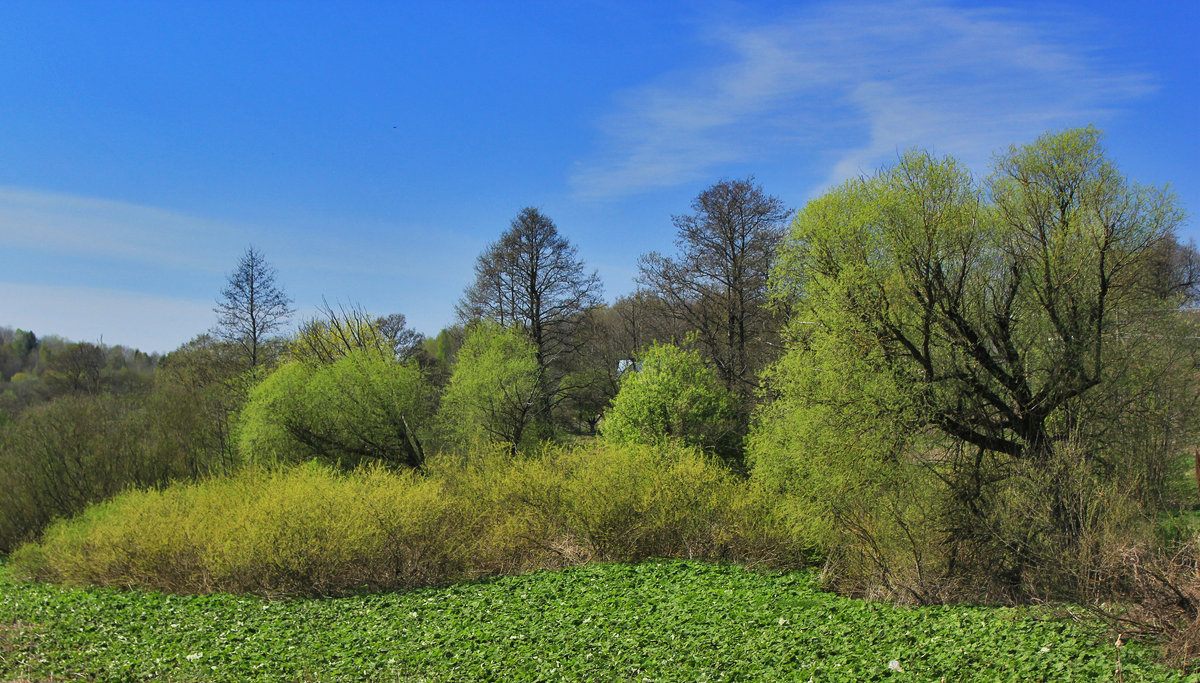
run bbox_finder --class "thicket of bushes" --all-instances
[10,442,796,597]
[0,391,233,552]
[0,335,244,553]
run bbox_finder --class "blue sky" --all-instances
[1,0,1196,353]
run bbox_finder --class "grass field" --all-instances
[0,560,1186,681]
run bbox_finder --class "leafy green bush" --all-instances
[435,323,545,453]
[11,442,795,596]
[238,351,435,468]
[600,343,737,458]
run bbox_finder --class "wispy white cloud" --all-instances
[571,0,1154,199]
[0,186,242,271]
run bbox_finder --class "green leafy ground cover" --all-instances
[0,560,1186,681]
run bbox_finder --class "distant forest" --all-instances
[0,327,159,423]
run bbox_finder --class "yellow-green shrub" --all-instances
[13,463,474,596]
[511,443,733,560]
[12,442,798,596]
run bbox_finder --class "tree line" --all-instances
[0,175,792,549]
[218,178,793,466]
[0,327,158,423]
[3,126,1200,619]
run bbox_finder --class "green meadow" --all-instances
[0,561,1180,682]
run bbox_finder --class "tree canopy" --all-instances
[638,178,790,403]
[436,322,543,453]
[457,207,602,370]
[751,127,1196,600]
[767,127,1184,465]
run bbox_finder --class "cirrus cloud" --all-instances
[571,0,1154,199]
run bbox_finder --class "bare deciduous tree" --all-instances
[214,246,294,369]
[289,301,424,364]
[457,207,602,370]
[638,177,790,403]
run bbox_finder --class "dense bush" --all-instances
[238,351,435,469]
[435,323,546,453]
[10,442,795,596]
[0,395,198,553]
[12,463,465,596]
[0,336,257,553]
[600,343,739,460]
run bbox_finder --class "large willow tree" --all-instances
[752,127,1196,601]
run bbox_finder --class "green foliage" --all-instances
[238,351,435,469]
[10,441,788,596]
[601,342,737,457]
[154,334,251,476]
[0,560,1181,681]
[436,322,544,452]
[749,318,921,557]
[9,328,37,359]
[0,395,183,553]
[752,127,1197,602]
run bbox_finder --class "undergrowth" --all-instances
[10,442,796,596]
[1,560,1181,681]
